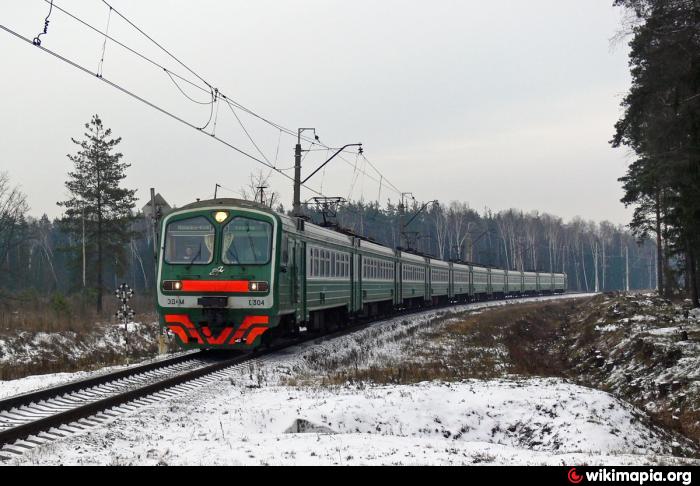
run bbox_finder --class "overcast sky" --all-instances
[0,1,633,224]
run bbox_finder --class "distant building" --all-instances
[142,193,171,220]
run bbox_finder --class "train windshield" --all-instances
[222,217,272,265]
[164,216,215,265]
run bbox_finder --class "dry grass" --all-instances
[321,300,583,386]
[0,313,179,381]
[560,294,700,446]
[0,292,155,335]
[314,296,699,450]
[0,292,175,380]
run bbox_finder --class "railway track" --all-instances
[0,329,323,460]
[0,350,247,459]
[0,293,586,462]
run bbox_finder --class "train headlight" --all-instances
[163,280,183,291]
[213,211,229,223]
[248,281,269,292]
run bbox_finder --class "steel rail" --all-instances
[0,292,581,454]
[0,351,205,413]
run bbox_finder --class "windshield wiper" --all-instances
[186,242,203,269]
[245,232,258,262]
[227,244,240,264]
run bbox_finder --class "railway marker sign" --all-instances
[115,283,135,363]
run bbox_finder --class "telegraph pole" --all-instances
[293,128,317,216]
[293,129,361,218]
[257,185,267,205]
[293,140,302,215]
[399,192,413,248]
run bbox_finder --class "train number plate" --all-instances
[197,297,229,308]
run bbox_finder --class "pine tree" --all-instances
[612,0,700,305]
[57,115,137,312]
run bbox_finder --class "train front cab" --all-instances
[157,202,279,350]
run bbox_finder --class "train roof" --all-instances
[179,198,272,212]
[172,199,566,275]
[358,239,395,257]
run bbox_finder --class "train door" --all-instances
[470,266,475,300]
[487,268,492,296]
[350,251,356,314]
[354,253,362,313]
[396,261,403,308]
[291,240,305,322]
[425,264,430,304]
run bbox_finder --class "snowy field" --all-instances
[12,378,694,466]
[0,349,196,400]
[0,318,170,381]
[2,294,699,466]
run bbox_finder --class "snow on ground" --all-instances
[4,293,697,466]
[0,294,587,399]
[12,378,695,466]
[0,350,195,400]
[0,318,170,381]
[570,293,700,438]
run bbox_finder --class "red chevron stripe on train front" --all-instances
[230,315,269,343]
[165,314,269,346]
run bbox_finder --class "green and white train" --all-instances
[156,198,567,350]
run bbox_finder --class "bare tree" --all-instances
[239,169,280,208]
[447,201,476,261]
[431,203,449,260]
[0,172,29,268]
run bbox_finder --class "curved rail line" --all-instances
[0,351,205,414]
[0,293,587,460]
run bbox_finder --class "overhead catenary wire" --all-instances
[100,0,213,91]
[211,96,221,137]
[41,0,406,200]
[33,0,54,46]
[0,24,328,199]
[29,0,408,202]
[164,69,214,105]
[91,0,406,197]
[96,5,111,77]
[224,99,271,164]
[41,0,207,94]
